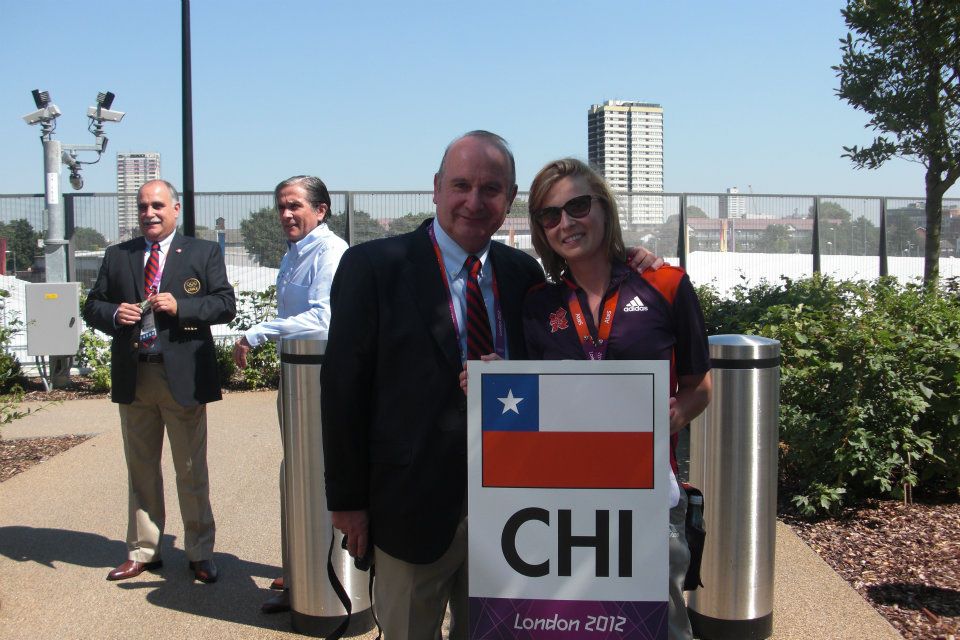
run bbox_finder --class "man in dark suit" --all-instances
[321,131,545,639]
[83,179,236,583]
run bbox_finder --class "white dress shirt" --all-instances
[432,219,503,362]
[244,223,348,347]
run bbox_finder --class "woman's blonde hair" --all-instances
[527,158,626,281]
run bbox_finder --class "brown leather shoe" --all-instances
[106,559,162,581]
[269,576,284,590]
[189,559,219,583]
[261,588,290,614]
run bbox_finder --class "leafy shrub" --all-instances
[237,341,279,389]
[215,338,236,388]
[228,286,280,390]
[0,288,28,434]
[76,329,111,392]
[0,288,25,394]
[698,275,960,515]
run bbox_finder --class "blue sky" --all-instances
[2,0,955,197]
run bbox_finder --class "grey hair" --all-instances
[274,175,332,222]
[140,179,180,203]
[437,130,516,187]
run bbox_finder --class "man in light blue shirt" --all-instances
[233,175,347,613]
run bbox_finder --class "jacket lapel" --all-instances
[159,234,186,294]
[489,243,525,358]
[407,221,461,373]
[128,239,146,302]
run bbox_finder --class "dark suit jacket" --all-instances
[82,233,236,406]
[321,220,545,564]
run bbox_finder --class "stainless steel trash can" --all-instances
[687,334,780,640]
[281,337,373,636]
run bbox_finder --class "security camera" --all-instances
[22,104,62,125]
[69,169,83,190]
[87,106,125,122]
[32,89,51,109]
[97,91,115,109]
[61,150,80,170]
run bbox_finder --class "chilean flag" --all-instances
[481,373,655,489]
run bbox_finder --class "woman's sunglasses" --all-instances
[535,194,603,229]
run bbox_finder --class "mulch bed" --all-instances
[20,376,110,401]
[0,434,92,482]
[3,377,959,639]
[784,500,960,640]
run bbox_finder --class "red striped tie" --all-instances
[465,255,493,360]
[144,242,160,296]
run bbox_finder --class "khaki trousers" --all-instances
[373,516,468,640]
[118,361,215,562]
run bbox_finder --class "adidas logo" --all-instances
[622,295,647,312]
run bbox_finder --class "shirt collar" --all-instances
[561,260,631,293]
[144,231,176,253]
[288,222,330,254]
[432,218,491,278]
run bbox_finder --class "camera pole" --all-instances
[39,128,68,284]
[22,90,124,387]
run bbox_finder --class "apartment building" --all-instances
[116,152,161,240]
[588,100,664,225]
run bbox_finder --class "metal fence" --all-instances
[2,190,959,291]
[1,190,958,358]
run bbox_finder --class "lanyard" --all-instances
[566,285,621,361]
[428,225,505,360]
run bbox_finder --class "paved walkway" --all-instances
[0,393,902,639]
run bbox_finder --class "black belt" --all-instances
[138,353,164,363]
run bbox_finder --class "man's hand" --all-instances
[150,292,178,316]
[626,246,664,273]
[460,353,502,396]
[331,509,370,559]
[233,336,251,369]
[115,302,143,326]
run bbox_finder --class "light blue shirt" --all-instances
[244,223,348,347]
[431,219,503,361]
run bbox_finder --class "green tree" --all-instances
[687,205,708,219]
[389,212,434,235]
[72,226,108,251]
[849,215,882,255]
[327,210,389,244]
[835,0,960,285]
[888,209,925,256]
[757,224,793,253]
[0,219,41,271]
[808,201,852,222]
[240,207,286,268]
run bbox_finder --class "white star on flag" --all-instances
[498,389,524,415]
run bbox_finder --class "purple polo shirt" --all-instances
[522,262,711,473]
[522,263,710,373]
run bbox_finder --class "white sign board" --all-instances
[468,359,670,639]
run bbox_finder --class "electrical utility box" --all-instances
[25,282,81,356]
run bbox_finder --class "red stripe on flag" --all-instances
[482,431,654,489]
